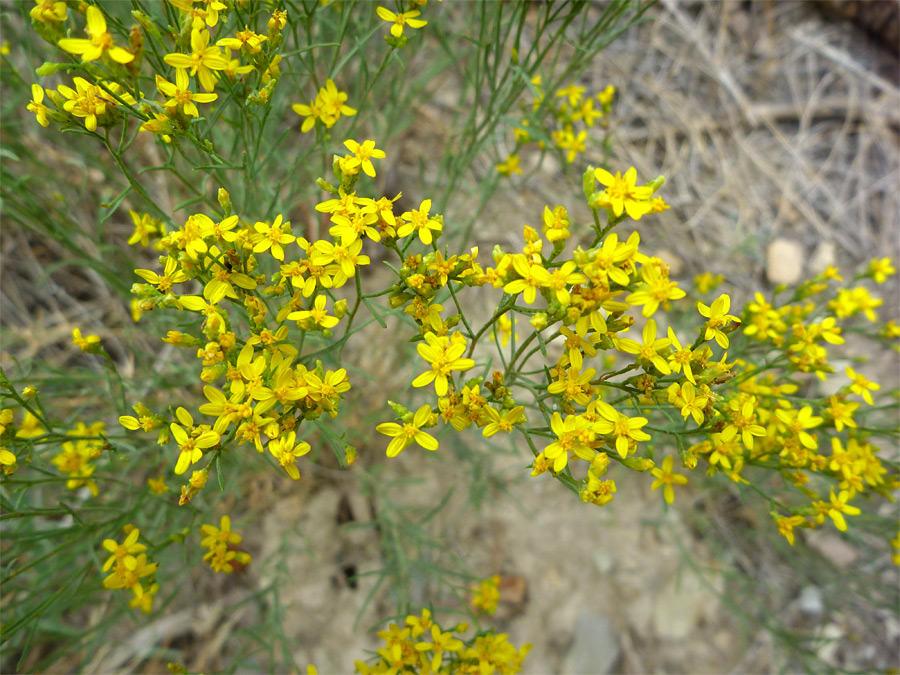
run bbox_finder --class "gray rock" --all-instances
[563,610,621,675]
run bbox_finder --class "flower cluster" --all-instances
[351,609,530,674]
[200,515,251,574]
[497,77,617,175]
[101,526,159,613]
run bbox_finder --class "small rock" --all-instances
[766,238,805,285]
[652,569,721,640]
[808,532,859,567]
[563,610,621,675]
[592,548,615,575]
[798,586,825,619]
[808,241,837,275]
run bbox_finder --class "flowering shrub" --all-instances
[1,0,896,671]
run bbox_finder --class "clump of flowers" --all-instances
[200,515,251,574]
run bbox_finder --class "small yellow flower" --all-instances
[377,405,439,458]
[650,456,688,504]
[376,6,427,38]
[58,5,134,63]
[343,139,385,178]
[72,328,101,353]
[412,332,475,396]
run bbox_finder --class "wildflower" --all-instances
[268,431,311,480]
[482,406,525,437]
[615,319,672,375]
[317,78,356,125]
[497,154,522,176]
[58,5,134,63]
[30,0,67,24]
[147,475,168,493]
[825,394,858,431]
[774,406,822,449]
[406,609,434,639]
[163,28,228,92]
[694,272,723,294]
[377,404,439,457]
[650,456,688,504]
[56,77,107,132]
[471,575,500,614]
[292,96,327,132]
[287,295,340,330]
[544,412,594,472]
[72,327,101,353]
[103,553,157,598]
[775,515,807,546]
[845,366,880,405]
[200,514,241,549]
[127,211,162,247]
[376,6,427,38]
[343,139,385,178]
[155,68,217,117]
[398,199,442,245]
[720,398,766,450]
[135,256,189,293]
[675,381,708,425]
[52,440,98,496]
[592,167,652,219]
[697,294,740,348]
[217,28,267,54]
[815,489,861,532]
[415,624,464,671]
[867,257,895,283]
[503,255,546,305]
[252,214,295,261]
[26,84,51,127]
[626,264,686,317]
[170,409,220,474]
[593,401,651,458]
[101,528,147,572]
[1,448,17,476]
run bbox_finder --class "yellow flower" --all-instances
[482,406,525,437]
[496,154,522,177]
[377,405,439,457]
[163,28,228,92]
[58,5,134,63]
[615,319,672,375]
[775,515,807,546]
[412,332,475,396]
[147,475,168,494]
[101,528,147,572]
[155,68,217,117]
[1,448,18,476]
[593,400,651,458]
[26,84,50,127]
[592,167,652,219]
[287,295,340,330]
[398,199,442,245]
[650,456,688,504]
[343,139,385,178]
[268,431,311,480]
[30,0,67,24]
[471,575,501,614]
[72,327,101,352]
[845,366,880,405]
[697,293,740,348]
[170,408,220,475]
[376,6,427,38]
